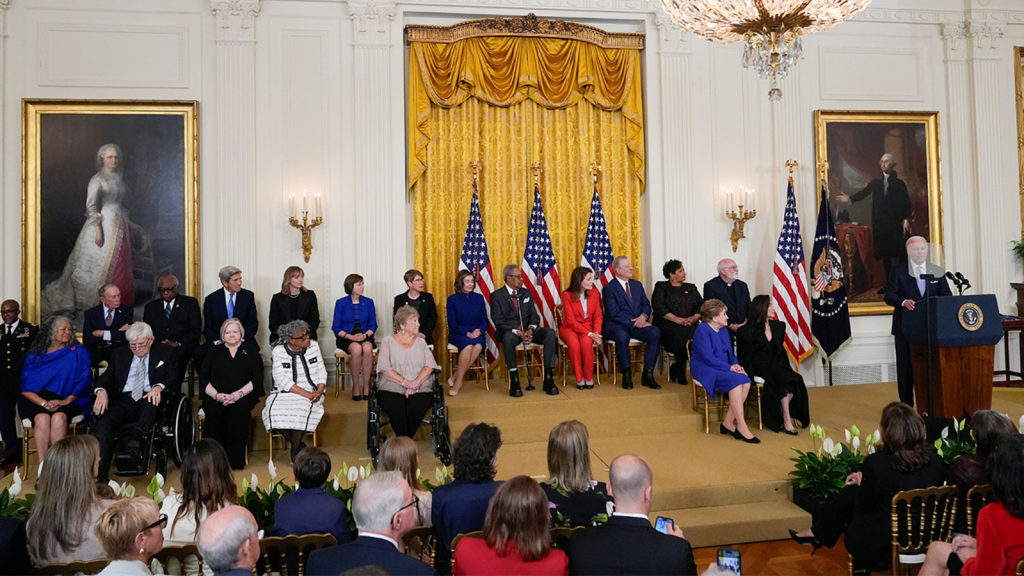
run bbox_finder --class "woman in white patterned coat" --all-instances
[261,320,327,462]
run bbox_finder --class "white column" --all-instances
[209,0,260,279]
[0,0,9,297]
[348,0,398,336]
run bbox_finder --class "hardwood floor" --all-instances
[694,536,852,576]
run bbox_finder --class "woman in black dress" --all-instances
[737,294,809,434]
[269,266,321,346]
[392,269,438,347]
[542,420,612,527]
[200,318,264,469]
[651,260,703,382]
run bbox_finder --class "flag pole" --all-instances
[785,160,801,373]
[817,161,834,386]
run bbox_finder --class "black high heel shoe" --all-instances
[789,529,822,555]
[719,423,734,436]
[736,433,760,444]
[784,428,799,436]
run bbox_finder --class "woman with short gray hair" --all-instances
[375,306,441,439]
[262,320,327,462]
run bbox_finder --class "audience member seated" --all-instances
[446,270,488,396]
[601,256,661,390]
[790,402,946,572]
[378,436,432,527]
[1,299,38,468]
[737,295,809,435]
[197,266,259,369]
[27,436,115,566]
[491,264,560,397]
[95,497,165,576]
[376,305,442,438]
[394,269,438,347]
[200,318,263,469]
[142,274,201,386]
[273,447,352,544]
[542,420,613,527]
[161,439,236,548]
[0,515,32,575]
[332,273,378,402]
[19,314,92,461]
[691,299,757,444]
[433,422,504,572]
[261,320,327,463]
[306,471,433,576]
[920,434,1024,576]
[196,506,261,576]
[947,410,1017,534]
[454,475,569,576]
[92,322,179,482]
[567,454,697,575]
[652,260,703,383]
[558,266,603,390]
[83,283,134,368]
[269,266,321,346]
[701,259,751,334]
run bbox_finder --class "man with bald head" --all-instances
[883,236,951,406]
[143,274,201,386]
[567,454,697,575]
[0,300,36,466]
[197,505,261,576]
[703,259,751,331]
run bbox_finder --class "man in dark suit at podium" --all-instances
[143,274,201,387]
[491,264,559,398]
[197,265,259,368]
[884,236,951,407]
[603,256,661,390]
[83,283,133,368]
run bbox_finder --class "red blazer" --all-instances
[962,503,1024,576]
[454,537,569,576]
[560,291,602,336]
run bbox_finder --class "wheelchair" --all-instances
[108,389,198,480]
[366,374,452,467]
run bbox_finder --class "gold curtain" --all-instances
[408,34,645,354]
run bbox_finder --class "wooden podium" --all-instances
[903,294,1003,418]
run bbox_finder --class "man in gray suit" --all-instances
[490,264,559,398]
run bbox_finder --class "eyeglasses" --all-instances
[290,333,311,341]
[140,514,168,533]
[156,286,177,293]
[509,274,523,279]
[391,495,420,524]
[128,340,151,351]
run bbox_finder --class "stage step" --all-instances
[652,479,791,512]
[655,501,811,549]
[449,406,703,444]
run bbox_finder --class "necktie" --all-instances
[625,282,632,301]
[917,266,926,296]
[227,293,235,318]
[165,301,172,319]
[132,357,147,401]
[5,325,11,336]
[105,309,113,328]
[512,291,522,330]
[884,174,889,194]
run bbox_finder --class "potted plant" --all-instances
[789,424,878,521]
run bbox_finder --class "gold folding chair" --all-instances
[966,483,994,537]
[449,531,485,574]
[31,560,109,575]
[402,526,437,567]
[22,414,84,477]
[555,304,601,387]
[257,533,338,576]
[152,544,204,576]
[888,485,958,576]
[334,347,379,397]
[688,340,728,433]
[444,314,489,390]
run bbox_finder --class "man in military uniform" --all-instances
[0,300,37,466]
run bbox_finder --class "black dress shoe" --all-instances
[719,423,734,436]
[352,395,362,401]
[509,371,524,398]
[620,370,634,390]
[784,428,799,436]
[789,529,822,555]
[641,366,661,390]
[543,370,559,395]
[737,433,761,444]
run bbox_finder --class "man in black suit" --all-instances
[490,264,559,398]
[82,283,133,367]
[567,454,697,575]
[702,259,751,332]
[143,274,201,386]
[883,236,951,406]
[92,322,178,482]
[197,265,259,368]
[307,471,433,576]
[837,153,913,284]
[197,505,261,576]
[0,300,37,467]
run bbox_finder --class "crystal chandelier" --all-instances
[656,0,871,101]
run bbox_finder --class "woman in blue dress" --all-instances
[332,273,378,401]
[690,299,759,444]
[446,270,487,396]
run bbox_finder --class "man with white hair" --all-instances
[82,283,134,367]
[197,505,260,576]
[837,153,913,284]
[702,259,751,332]
[883,236,951,406]
[92,321,178,481]
[306,471,433,575]
[602,256,662,390]
[197,265,259,368]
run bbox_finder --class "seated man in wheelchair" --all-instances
[374,306,442,438]
[92,321,179,482]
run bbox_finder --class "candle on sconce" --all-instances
[726,189,734,212]
[289,193,295,218]
[302,189,308,215]
[746,189,753,211]
[315,192,322,218]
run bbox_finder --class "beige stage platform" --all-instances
[55,377,1024,549]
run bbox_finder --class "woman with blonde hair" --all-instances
[95,497,166,576]
[542,420,612,527]
[27,435,115,566]
[378,436,433,527]
[269,266,321,346]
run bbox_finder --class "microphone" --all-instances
[944,271,960,286]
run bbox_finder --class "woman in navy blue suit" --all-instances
[690,299,758,444]
[332,274,377,401]
[446,271,487,396]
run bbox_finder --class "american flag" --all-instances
[772,177,813,363]
[521,184,561,329]
[581,182,615,292]
[458,180,499,363]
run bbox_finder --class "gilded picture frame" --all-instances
[1015,47,1024,238]
[815,110,942,316]
[22,100,200,327]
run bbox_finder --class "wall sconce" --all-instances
[288,189,323,263]
[725,186,757,253]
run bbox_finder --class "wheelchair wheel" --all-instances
[366,386,382,463]
[431,387,452,466]
[171,395,197,467]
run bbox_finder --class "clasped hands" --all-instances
[515,328,535,344]
[293,384,325,403]
[215,391,245,405]
[466,329,482,339]
[92,324,130,338]
[845,471,863,486]
[951,535,977,562]
[729,364,747,375]
[632,315,651,329]
[41,397,71,412]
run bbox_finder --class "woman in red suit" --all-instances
[559,266,603,389]
[453,475,569,576]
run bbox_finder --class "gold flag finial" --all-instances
[469,160,482,181]
[590,162,602,183]
[531,162,542,185]
[786,159,799,175]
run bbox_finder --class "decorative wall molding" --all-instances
[406,13,644,49]
[349,0,394,46]
[853,8,1024,25]
[654,14,688,54]
[967,22,1004,60]
[942,23,969,62]
[210,0,260,42]
[817,46,924,102]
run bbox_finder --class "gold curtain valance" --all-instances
[407,21,645,191]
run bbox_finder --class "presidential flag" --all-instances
[581,181,615,292]
[522,184,561,329]
[458,180,500,362]
[772,176,813,363]
[810,183,852,359]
